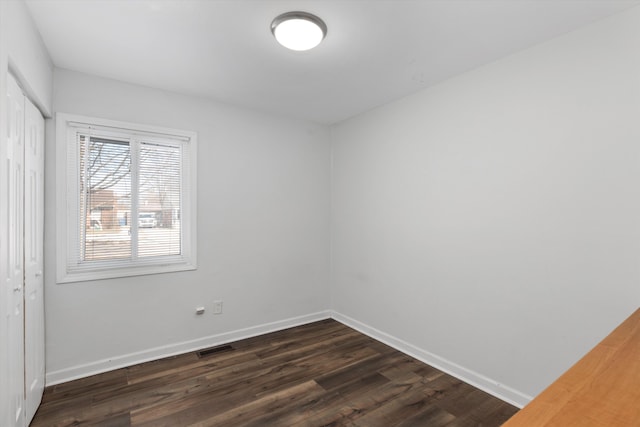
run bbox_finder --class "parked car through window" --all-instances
[138,213,157,228]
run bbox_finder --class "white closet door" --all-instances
[6,74,26,427]
[23,95,45,425]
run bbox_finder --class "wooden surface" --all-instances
[503,308,640,427]
[31,319,517,426]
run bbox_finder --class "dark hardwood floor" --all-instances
[31,319,518,426]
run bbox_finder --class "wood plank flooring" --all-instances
[31,319,518,426]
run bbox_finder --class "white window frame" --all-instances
[56,113,197,283]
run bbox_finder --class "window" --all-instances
[56,113,197,283]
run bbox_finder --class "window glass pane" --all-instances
[80,135,132,261]
[138,141,181,258]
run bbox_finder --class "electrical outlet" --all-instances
[213,300,223,314]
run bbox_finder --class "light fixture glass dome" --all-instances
[271,12,327,51]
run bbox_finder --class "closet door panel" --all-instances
[6,74,26,427]
[24,96,45,425]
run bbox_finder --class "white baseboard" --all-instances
[329,310,532,408]
[45,310,331,386]
[46,308,532,408]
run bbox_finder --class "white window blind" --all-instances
[57,114,197,283]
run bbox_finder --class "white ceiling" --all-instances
[26,0,640,124]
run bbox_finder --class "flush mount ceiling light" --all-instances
[271,11,327,51]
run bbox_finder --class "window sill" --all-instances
[57,261,197,284]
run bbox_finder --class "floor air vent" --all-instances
[197,344,234,358]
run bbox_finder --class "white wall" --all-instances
[45,69,331,383]
[0,0,53,115]
[331,6,640,406]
